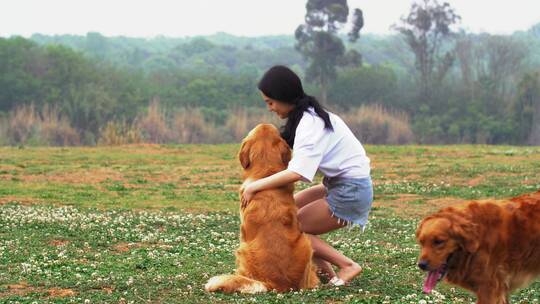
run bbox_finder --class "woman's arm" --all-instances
[241,170,302,208]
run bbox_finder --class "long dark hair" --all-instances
[258,65,333,147]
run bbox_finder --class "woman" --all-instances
[241,65,373,286]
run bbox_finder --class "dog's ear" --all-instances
[448,213,480,253]
[416,217,430,240]
[277,139,291,165]
[238,140,251,169]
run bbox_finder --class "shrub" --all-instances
[340,104,415,144]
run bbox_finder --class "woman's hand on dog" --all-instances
[241,184,256,208]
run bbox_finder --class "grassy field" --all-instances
[1,144,540,303]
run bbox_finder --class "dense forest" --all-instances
[1,2,539,146]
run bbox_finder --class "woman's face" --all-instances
[260,91,294,119]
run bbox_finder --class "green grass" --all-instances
[1,144,540,303]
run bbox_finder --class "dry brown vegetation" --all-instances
[1,102,414,146]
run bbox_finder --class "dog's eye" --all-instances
[433,239,446,246]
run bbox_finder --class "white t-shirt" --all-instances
[287,107,371,183]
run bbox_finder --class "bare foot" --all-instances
[313,257,336,282]
[336,262,362,284]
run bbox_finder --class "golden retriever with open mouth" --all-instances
[416,190,540,304]
[204,123,319,293]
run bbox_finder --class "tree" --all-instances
[530,22,540,38]
[295,0,364,104]
[475,35,528,116]
[85,32,109,60]
[514,72,540,145]
[0,37,44,111]
[393,0,460,108]
[455,33,528,118]
[328,65,398,110]
[529,79,540,146]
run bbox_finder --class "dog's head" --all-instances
[238,124,291,174]
[416,211,479,293]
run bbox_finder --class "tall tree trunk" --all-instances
[528,98,540,145]
[320,75,328,106]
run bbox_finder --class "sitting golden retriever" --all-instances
[416,190,540,304]
[204,124,319,293]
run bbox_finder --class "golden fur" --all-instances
[205,124,319,293]
[416,190,540,304]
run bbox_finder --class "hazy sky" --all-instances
[1,0,539,38]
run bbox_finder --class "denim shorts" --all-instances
[323,175,373,230]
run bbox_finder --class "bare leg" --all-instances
[294,185,335,277]
[294,184,326,209]
[308,234,362,283]
[298,199,363,284]
[313,256,336,280]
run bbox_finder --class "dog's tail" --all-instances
[205,274,268,294]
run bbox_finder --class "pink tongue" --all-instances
[423,270,439,293]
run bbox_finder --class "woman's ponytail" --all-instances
[280,95,332,147]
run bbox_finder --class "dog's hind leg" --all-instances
[204,274,268,294]
[475,286,509,304]
[299,259,320,289]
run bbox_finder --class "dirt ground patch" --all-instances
[20,168,124,184]
[375,196,463,218]
[393,193,423,203]
[48,288,76,298]
[112,242,134,253]
[467,176,484,186]
[424,197,464,211]
[111,241,173,253]
[49,239,70,247]
[0,282,77,299]
[0,196,41,206]
[0,282,36,298]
